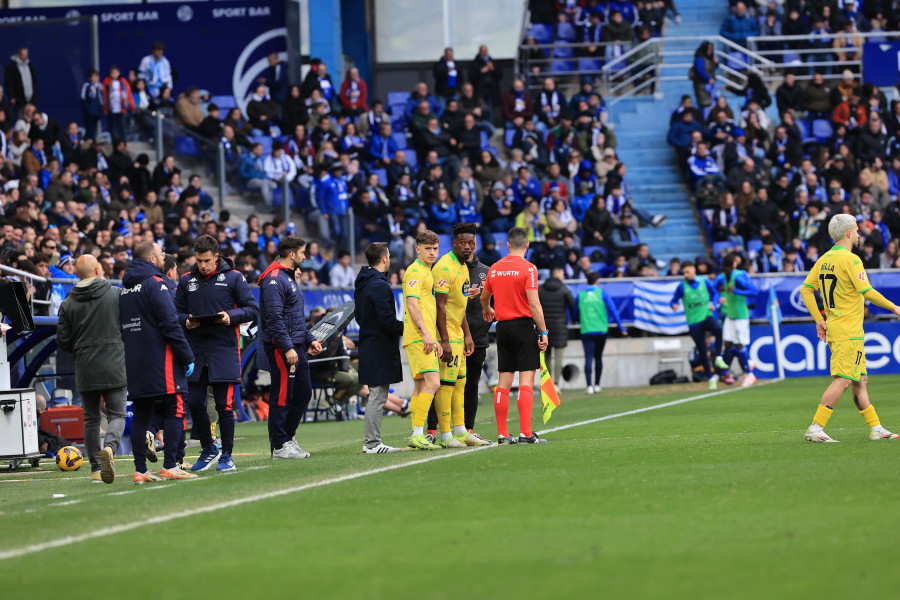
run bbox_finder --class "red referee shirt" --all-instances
[484,254,538,322]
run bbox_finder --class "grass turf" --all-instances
[2,376,900,599]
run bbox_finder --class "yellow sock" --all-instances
[860,405,881,428]
[451,377,466,428]
[813,404,833,428]
[411,393,434,429]
[210,421,217,439]
[435,386,452,433]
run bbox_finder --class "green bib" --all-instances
[682,277,711,325]
[579,288,609,334]
[723,271,750,320]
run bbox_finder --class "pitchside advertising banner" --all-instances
[750,322,900,379]
[48,271,900,368]
[1,0,287,127]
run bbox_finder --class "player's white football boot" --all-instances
[869,427,900,440]
[804,427,839,443]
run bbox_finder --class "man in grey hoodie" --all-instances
[56,255,127,484]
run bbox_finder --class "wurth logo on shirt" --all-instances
[492,271,520,277]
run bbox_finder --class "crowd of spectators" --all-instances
[670,54,900,273]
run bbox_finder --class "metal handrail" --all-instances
[747,30,900,44]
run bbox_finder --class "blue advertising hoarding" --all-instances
[749,321,900,379]
[1,0,287,128]
[863,41,900,87]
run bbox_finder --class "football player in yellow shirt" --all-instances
[799,214,900,443]
[428,223,491,448]
[402,230,444,450]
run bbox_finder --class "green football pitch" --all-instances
[3,376,900,599]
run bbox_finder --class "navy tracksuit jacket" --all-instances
[174,257,258,383]
[120,259,194,400]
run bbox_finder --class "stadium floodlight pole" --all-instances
[281,178,289,225]
[90,16,100,72]
[154,112,164,164]
[347,209,356,273]
[217,142,226,212]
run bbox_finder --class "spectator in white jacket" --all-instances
[263,141,296,183]
[139,42,173,99]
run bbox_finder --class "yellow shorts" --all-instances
[828,338,866,382]
[439,341,467,384]
[405,342,440,379]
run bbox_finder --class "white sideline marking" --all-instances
[0,381,775,561]
[539,379,781,435]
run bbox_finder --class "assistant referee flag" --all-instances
[539,353,561,423]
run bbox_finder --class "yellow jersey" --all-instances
[802,245,871,341]
[433,251,470,342]
[402,259,437,346]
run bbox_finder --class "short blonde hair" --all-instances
[828,213,856,242]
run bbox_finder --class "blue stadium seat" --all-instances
[504,129,516,148]
[271,186,293,209]
[747,239,763,255]
[406,150,418,167]
[727,51,748,71]
[553,45,575,59]
[392,132,408,149]
[175,136,205,157]
[251,135,273,155]
[373,168,388,187]
[438,234,453,255]
[812,119,833,143]
[480,130,490,149]
[555,22,577,43]
[210,95,237,110]
[388,102,406,116]
[530,23,554,45]
[493,232,509,256]
[579,58,604,72]
[712,241,739,262]
[590,262,606,273]
[582,245,604,260]
[551,60,575,73]
[387,91,410,107]
[796,120,810,140]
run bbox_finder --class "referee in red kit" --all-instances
[480,227,549,444]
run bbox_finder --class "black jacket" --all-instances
[4,57,38,106]
[433,57,459,98]
[354,266,403,386]
[119,259,194,399]
[57,278,127,392]
[465,256,491,348]
[538,276,575,349]
[175,257,258,383]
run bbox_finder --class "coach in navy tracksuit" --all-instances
[175,234,258,472]
[258,236,323,459]
[120,241,195,481]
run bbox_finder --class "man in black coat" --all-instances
[539,267,575,384]
[354,242,404,453]
[5,47,38,115]
[432,47,460,106]
[56,255,127,485]
[175,234,258,472]
[120,241,196,482]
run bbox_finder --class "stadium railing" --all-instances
[746,31,900,85]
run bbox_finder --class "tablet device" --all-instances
[187,314,225,325]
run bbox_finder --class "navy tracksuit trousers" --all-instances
[265,342,312,451]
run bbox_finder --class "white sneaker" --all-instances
[585,386,595,395]
[362,443,402,454]
[869,428,900,440]
[273,443,310,459]
[595,385,602,393]
[741,373,757,387]
[804,427,839,443]
[287,437,311,458]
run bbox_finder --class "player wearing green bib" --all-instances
[713,253,758,387]
[670,261,727,389]
[577,272,626,394]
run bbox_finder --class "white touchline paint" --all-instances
[0,380,777,562]
[538,379,781,435]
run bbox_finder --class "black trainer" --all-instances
[498,436,518,445]
[518,433,548,444]
[425,433,436,445]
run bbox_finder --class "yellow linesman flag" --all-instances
[539,352,561,423]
